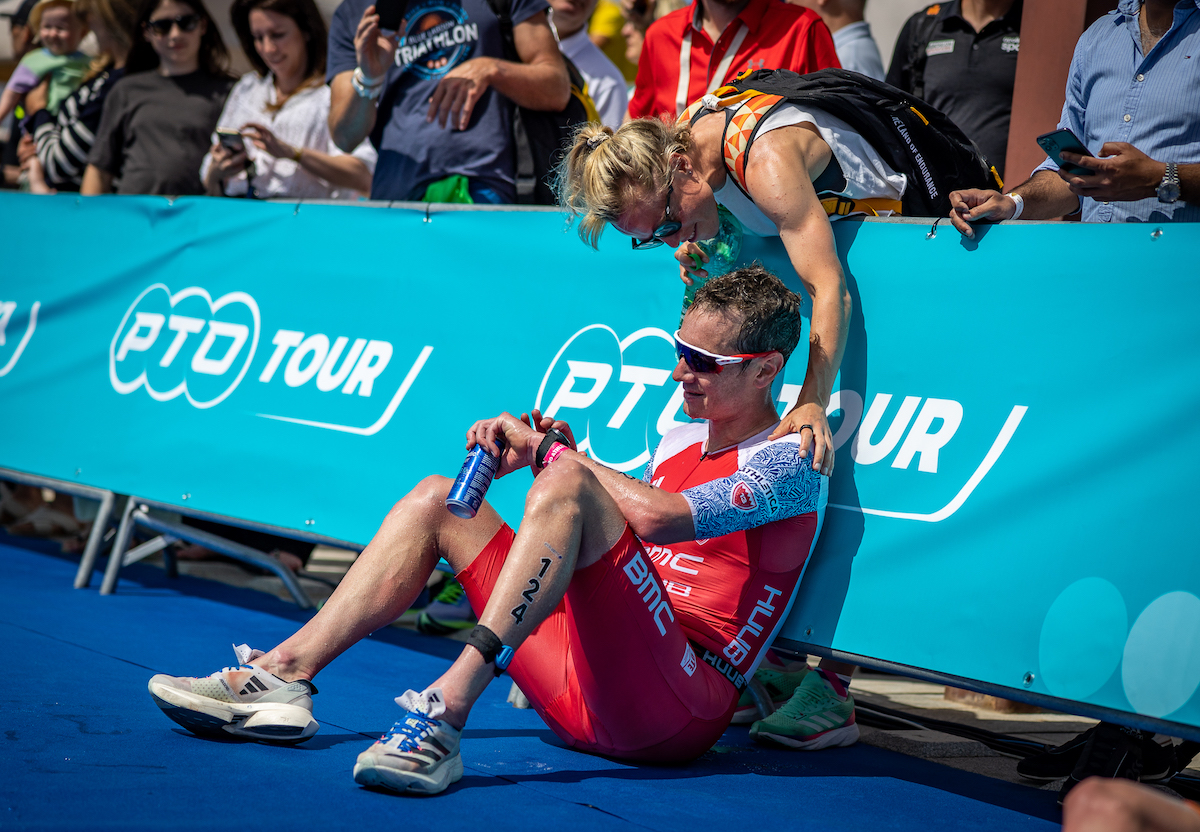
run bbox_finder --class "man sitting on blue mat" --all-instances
[148,265,851,795]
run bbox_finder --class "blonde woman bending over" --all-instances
[556,108,906,478]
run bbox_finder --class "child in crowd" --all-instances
[0,0,90,123]
[1,0,90,190]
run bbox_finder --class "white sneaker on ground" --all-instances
[353,688,463,795]
[148,644,319,743]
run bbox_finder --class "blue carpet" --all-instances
[0,538,1062,831]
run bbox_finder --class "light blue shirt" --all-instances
[1033,0,1200,223]
[832,21,886,82]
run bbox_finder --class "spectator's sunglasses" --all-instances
[145,13,201,35]
[673,330,776,374]
[631,176,681,250]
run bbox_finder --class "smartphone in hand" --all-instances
[375,0,406,31]
[1036,128,1095,176]
[216,128,246,154]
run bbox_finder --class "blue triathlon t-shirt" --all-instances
[327,0,548,201]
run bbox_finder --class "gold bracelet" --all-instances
[292,147,303,163]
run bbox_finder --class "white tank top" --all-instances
[712,103,908,236]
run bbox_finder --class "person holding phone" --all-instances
[201,0,375,199]
[81,0,233,195]
[323,0,569,202]
[949,0,1199,233]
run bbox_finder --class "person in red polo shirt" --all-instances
[627,0,839,121]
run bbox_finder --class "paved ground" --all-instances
[21,532,1200,797]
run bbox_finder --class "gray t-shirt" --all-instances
[327,0,548,201]
[89,70,232,195]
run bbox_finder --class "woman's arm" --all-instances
[242,122,372,194]
[293,149,372,193]
[743,126,852,478]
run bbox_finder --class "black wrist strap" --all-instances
[535,428,572,468]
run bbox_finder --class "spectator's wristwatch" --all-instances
[1157,162,1181,204]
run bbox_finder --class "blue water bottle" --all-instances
[446,436,506,519]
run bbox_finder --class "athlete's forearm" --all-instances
[539,447,694,544]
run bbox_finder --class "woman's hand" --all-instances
[355,5,398,82]
[675,242,707,285]
[769,402,835,477]
[242,123,297,161]
[16,133,37,165]
[205,141,248,194]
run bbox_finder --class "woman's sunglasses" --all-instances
[631,178,681,250]
[145,13,201,35]
[673,330,776,374]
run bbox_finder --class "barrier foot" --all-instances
[74,490,115,589]
[129,511,313,609]
[101,497,140,595]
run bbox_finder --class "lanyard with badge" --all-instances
[674,21,749,116]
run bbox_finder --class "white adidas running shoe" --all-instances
[353,688,463,795]
[148,644,319,743]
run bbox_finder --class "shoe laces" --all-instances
[383,711,441,752]
[778,679,838,718]
[434,580,465,605]
[216,664,259,675]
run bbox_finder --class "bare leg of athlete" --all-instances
[246,459,625,729]
[423,458,626,728]
[1062,777,1200,832]
[245,474,504,683]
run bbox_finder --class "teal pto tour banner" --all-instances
[2,193,1198,738]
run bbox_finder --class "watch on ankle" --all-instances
[1157,162,1180,204]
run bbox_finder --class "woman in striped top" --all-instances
[23,0,138,192]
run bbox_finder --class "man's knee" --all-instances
[386,474,453,523]
[524,459,596,515]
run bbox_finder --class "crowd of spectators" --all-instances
[2,0,1194,216]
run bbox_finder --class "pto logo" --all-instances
[110,285,259,408]
[110,284,432,435]
[536,325,683,473]
[0,299,40,377]
[396,2,478,79]
[539,323,1028,523]
[731,482,756,511]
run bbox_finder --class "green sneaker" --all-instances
[731,660,812,724]
[749,670,859,750]
[416,579,477,635]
